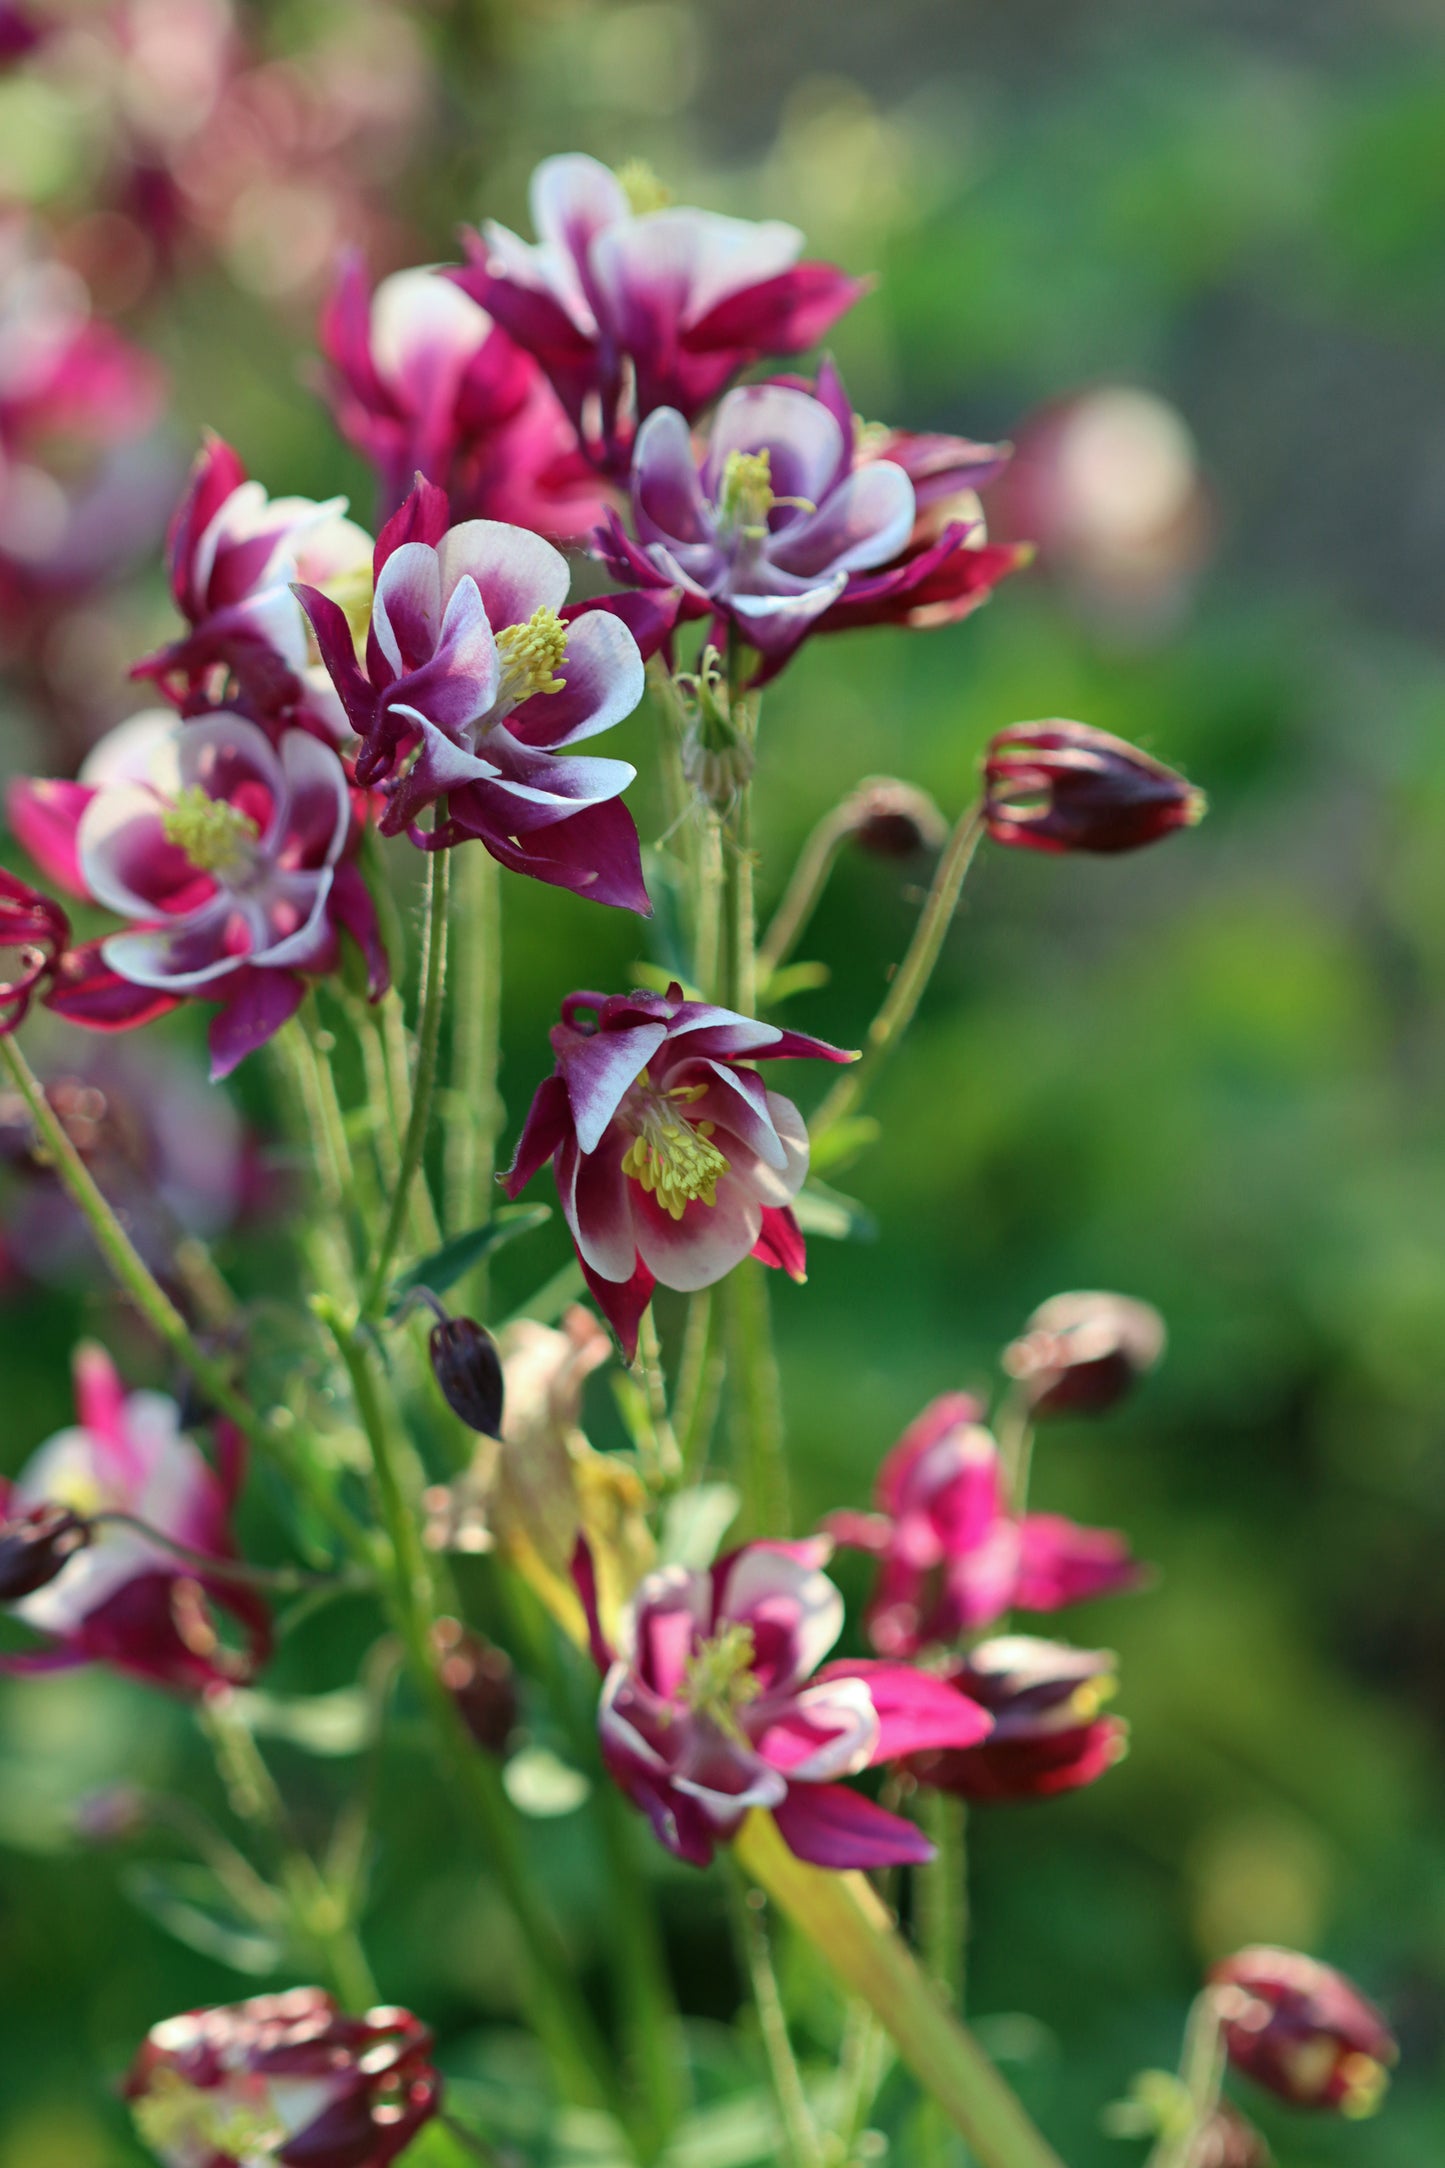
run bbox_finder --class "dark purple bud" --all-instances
[844,776,948,859]
[982,720,1205,854]
[0,1500,89,1601]
[431,1618,518,1755]
[429,1314,503,1435]
[1209,1947,1398,2115]
[1003,1290,1165,1418]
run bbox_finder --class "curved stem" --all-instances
[444,844,503,1310]
[757,801,852,988]
[364,845,450,1317]
[1146,1993,1226,2168]
[729,1864,823,2168]
[89,1513,371,1595]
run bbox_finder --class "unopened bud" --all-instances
[844,777,948,859]
[431,1618,518,1755]
[429,1315,504,1436]
[1209,1947,1398,2116]
[1003,1290,1165,1418]
[983,720,1204,854]
[0,1500,89,1601]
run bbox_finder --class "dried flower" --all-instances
[1003,1290,1166,1418]
[1209,1948,1398,2116]
[982,720,1205,854]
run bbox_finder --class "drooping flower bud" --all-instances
[0,1500,90,1601]
[907,1636,1126,1802]
[1003,1290,1166,1419]
[843,777,949,859]
[1208,1948,1398,2116]
[431,1618,518,1756]
[982,720,1205,854]
[124,1988,441,2168]
[429,1315,504,1437]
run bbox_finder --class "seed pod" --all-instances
[1003,1290,1165,1418]
[431,1618,518,1756]
[0,1500,89,1601]
[429,1314,504,1436]
[1209,1947,1398,2115]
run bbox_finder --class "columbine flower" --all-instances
[586,1537,992,1869]
[503,984,854,1358]
[823,1394,1145,1657]
[907,1636,1127,1803]
[0,866,70,1033]
[0,1341,270,1694]
[124,1989,440,2168]
[1208,1949,1398,2116]
[982,721,1205,854]
[452,153,865,475]
[1002,1290,1166,1418]
[134,434,373,730]
[597,364,1024,677]
[10,706,387,1076]
[320,253,607,539]
[297,477,649,910]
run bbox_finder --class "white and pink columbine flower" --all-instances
[585,1537,993,1870]
[0,1341,270,1695]
[452,153,866,476]
[503,983,855,1358]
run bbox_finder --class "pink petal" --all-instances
[766,461,917,581]
[684,261,869,357]
[502,1071,571,1197]
[556,1019,667,1153]
[752,1204,807,1281]
[556,1128,637,1283]
[630,1170,761,1293]
[1014,1514,1147,1611]
[773,1782,934,1870]
[820,1659,995,1762]
[208,967,307,1079]
[437,518,570,630]
[580,1252,655,1362]
[505,605,644,750]
[6,777,94,897]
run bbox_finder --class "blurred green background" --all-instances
[2,1,1444,2161]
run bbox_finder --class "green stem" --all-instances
[757,801,852,990]
[674,1289,723,1478]
[813,803,986,1138]
[632,1305,682,1487]
[364,845,450,1316]
[920,1791,972,2167]
[1146,1993,1226,2168]
[730,1868,823,2168]
[444,845,503,1308]
[295,1000,358,1218]
[0,1037,369,1565]
[725,1260,789,1536]
[695,810,725,1000]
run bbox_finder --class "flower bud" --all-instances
[982,720,1204,854]
[431,1618,518,1756]
[124,1988,441,2168]
[429,1314,503,1436]
[908,1636,1126,1802]
[1208,1948,1398,2116]
[843,777,949,859]
[1194,2102,1272,2168]
[0,1500,89,1601]
[1003,1290,1165,1419]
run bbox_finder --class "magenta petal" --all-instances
[374,474,451,573]
[772,1781,934,1870]
[556,1018,667,1151]
[580,1253,655,1363]
[7,778,95,897]
[564,586,683,664]
[72,1341,128,1446]
[684,264,870,358]
[820,1659,994,1762]
[1013,1514,1147,1611]
[44,939,182,1032]
[502,1071,571,1198]
[294,584,374,738]
[752,1204,807,1280]
[326,862,391,999]
[208,968,307,1080]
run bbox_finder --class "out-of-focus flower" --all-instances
[428,1313,503,1436]
[982,721,1205,855]
[598,364,1024,677]
[320,254,608,541]
[842,775,948,859]
[133,434,372,731]
[907,1635,1126,1802]
[0,1500,90,1600]
[11,706,388,1076]
[453,152,865,476]
[298,477,649,909]
[0,217,163,459]
[823,1394,1146,1656]
[124,1988,440,2168]
[0,1341,270,1693]
[504,984,853,1359]
[586,1536,992,1869]
[0,3,44,65]
[1003,1290,1166,1418]
[431,1617,517,1757]
[1209,1949,1398,2117]
[0,868,71,1033]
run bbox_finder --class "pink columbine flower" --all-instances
[503,983,855,1359]
[907,1635,1127,1803]
[9,706,388,1075]
[124,1989,440,2168]
[1208,1949,1399,2116]
[320,253,608,541]
[823,1394,1146,1657]
[0,1341,270,1694]
[585,1536,992,1869]
[596,363,1025,676]
[452,153,866,476]
[297,476,650,910]
[134,433,373,730]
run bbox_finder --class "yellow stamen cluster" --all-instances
[133,2070,282,2161]
[718,448,776,537]
[161,787,260,878]
[319,561,375,649]
[496,606,568,706]
[683,1622,759,1726]
[617,159,672,216]
[621,1080,729,1219]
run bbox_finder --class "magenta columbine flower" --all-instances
[907,1635,1127,1803]
[1002,1289,1166,1418]
[503,983,854,1358]
[452,153,865,476]
[1208,1949,1399,2116]
[320,253,606,540]
[0,1341,270,1694]
[982,721,1205,854]
[124,1989,440,2168]
[134,433,373,730]
[298,476,649,910]
[10,706,388,1076]
[823,1393,1145,1656]
[585,1537,992,1869]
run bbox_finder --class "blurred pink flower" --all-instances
[1210,1948,1398,2116]
[907,1635,1127,1803]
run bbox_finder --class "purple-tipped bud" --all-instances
[1003,1290,1165,1418]
[1209,1948,1398,2116]
[982,720,1205,854]
[429,1315,504,1436]
[844,777,949,860]
[431,1618,518,1756]
[0,1500,89,1600]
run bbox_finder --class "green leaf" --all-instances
[502,1746,591,1817]
[388,1206,551,1311]
[629,957,703,1001]
[661,1483,741,1570]
[123,1862,284,1975]
[806,1115,881,1176]
[230,1685,376,1757]
[792,1180,878,1243]
[758,958,831,1005]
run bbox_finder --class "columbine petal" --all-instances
[772,1782,935,1870]
[437,518,570,629]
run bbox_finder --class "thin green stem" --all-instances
[674,1289,724,1478]
[696,810,726,1000]
[757,801,852,989]
[632,1305,682,1486]
[364,845,450,1316]
[444,845,503,1310]
[91,1512,370,1596]
[725,1260,789,1536]
[1146,1992,1226,2168]
[920,1790,972,2167]
[730,1869,823,2168]
[297,1000,358,1216]
[813,803,986,1139]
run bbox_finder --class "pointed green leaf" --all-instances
[388,1205,551,1311]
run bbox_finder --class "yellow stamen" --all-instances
[319,561,375,648]
[683,1622,759,1725]
[617,159,671,216]
[718,448,776,536]
[621,1073,729,1219]
[496,605,568,705]
[1339,2052,1390,2119]
[133,2070,281,2160]
[161,787,260,878]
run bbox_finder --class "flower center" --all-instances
[683,1622,759,1725]
[132,2069,283,2162]
[161,788,260,879]
[621,1074,729,1219]
[496,606,568,706]
[718,449,776,538]
[617,158,671,215]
